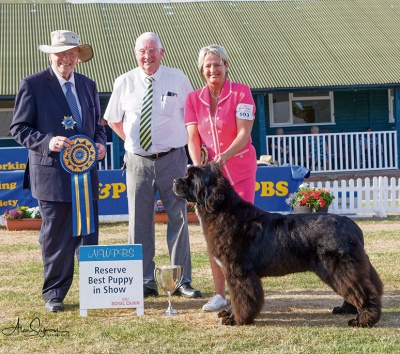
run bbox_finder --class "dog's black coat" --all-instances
[173,163,383,326]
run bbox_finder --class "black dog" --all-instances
[173,163,383,327]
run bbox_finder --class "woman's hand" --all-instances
[213,152,229,167]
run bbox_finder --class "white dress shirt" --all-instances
[51,64,82,117]
[104,65,193,155]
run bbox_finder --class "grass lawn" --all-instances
[0,216,399,354]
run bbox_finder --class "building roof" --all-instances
[2,0,400,96]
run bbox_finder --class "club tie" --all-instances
[139,76,154,151]
[64,81,82,132]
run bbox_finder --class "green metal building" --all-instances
[1,0,400,167]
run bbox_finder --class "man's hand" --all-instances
[97,143,106,160]
[49,136,72,152]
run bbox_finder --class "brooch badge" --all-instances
[62,115,76,130]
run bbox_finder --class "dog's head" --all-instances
[173,162,227,213]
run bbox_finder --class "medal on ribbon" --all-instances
[60,135,98,237]
[61,115,77,130]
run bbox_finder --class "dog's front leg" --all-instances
[218,305,236,325]
[223,272,265,325]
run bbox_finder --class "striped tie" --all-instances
[139,77,154,151]
[64,81,82,132]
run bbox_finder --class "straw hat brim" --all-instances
[38,44,93,62]
[257,155,273,165]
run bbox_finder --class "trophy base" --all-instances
[163,306,178,315]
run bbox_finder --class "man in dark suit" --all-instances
[10,30,107,312]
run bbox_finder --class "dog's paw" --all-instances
[348,318,359,327]
[332,306,342,314]
[218,308,236,325]
[221,316,237,326]
[217,309,231,318]
[348,317,375,328]
[348,315,373,327]
[332,302,358,315]
[333,306,357,315]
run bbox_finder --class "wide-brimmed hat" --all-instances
[38,30,93,62]
[257,155,278,166]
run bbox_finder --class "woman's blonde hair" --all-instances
[197,44,229,82]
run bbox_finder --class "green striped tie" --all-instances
[139,77,154,151]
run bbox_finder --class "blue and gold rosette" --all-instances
[60,135,98,237]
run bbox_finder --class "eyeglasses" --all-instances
[135,48,159,56]
[54,51,80,58]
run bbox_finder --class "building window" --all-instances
[0,101,14,138]
[269,92,334,127]
[388,89,394,123]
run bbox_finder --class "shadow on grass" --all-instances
[58,289,399,328]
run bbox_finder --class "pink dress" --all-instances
[185,79,257,203]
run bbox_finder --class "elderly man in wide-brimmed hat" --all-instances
[10,30,107,312]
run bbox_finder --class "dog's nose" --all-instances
[174,177,184,184]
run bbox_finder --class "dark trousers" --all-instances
[39,200,99,302]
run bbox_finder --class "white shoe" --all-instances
[202,294,227,312]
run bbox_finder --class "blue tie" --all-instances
[64,81,82,132]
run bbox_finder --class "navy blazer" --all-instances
[10,67,107,202]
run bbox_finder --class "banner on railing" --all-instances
[0,166,309,217]
[0,147,28,171]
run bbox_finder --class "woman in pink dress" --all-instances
[185,44,257,312]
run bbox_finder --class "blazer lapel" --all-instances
[75,75,87,129]
[46,67,71,116]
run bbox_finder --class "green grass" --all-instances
[0,217,399,353]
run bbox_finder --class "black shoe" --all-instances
[45,298,64,312]
[144,287,159,298]
[173,283,202,298]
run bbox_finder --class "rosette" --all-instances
[200,144,209,166]
[60,135,98,236]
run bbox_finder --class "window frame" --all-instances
[0,101,15,139]
[269,91,335,127]
[388,89,395,124]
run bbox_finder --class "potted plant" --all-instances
[154,200,198,223]
[2,205,42,231]
[285,183,335,213]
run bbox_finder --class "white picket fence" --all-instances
[309,177,400,217]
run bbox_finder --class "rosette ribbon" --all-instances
[200,144,209,166]
[60,135,98,236]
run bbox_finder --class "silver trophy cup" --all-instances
[155,265,183,315]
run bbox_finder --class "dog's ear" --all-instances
[204,188,225,213]
[198,163,225,213]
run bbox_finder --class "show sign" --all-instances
[79,244,144,316]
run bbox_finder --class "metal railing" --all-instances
[97,142,114,170]
[266,130,398,173]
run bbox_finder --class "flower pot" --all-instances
[154,212,199,223]
[292,206,329,214]
[187,212,199,223]
[316,206,329,213]
[5,218,43,231]
[154,213,169,223]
